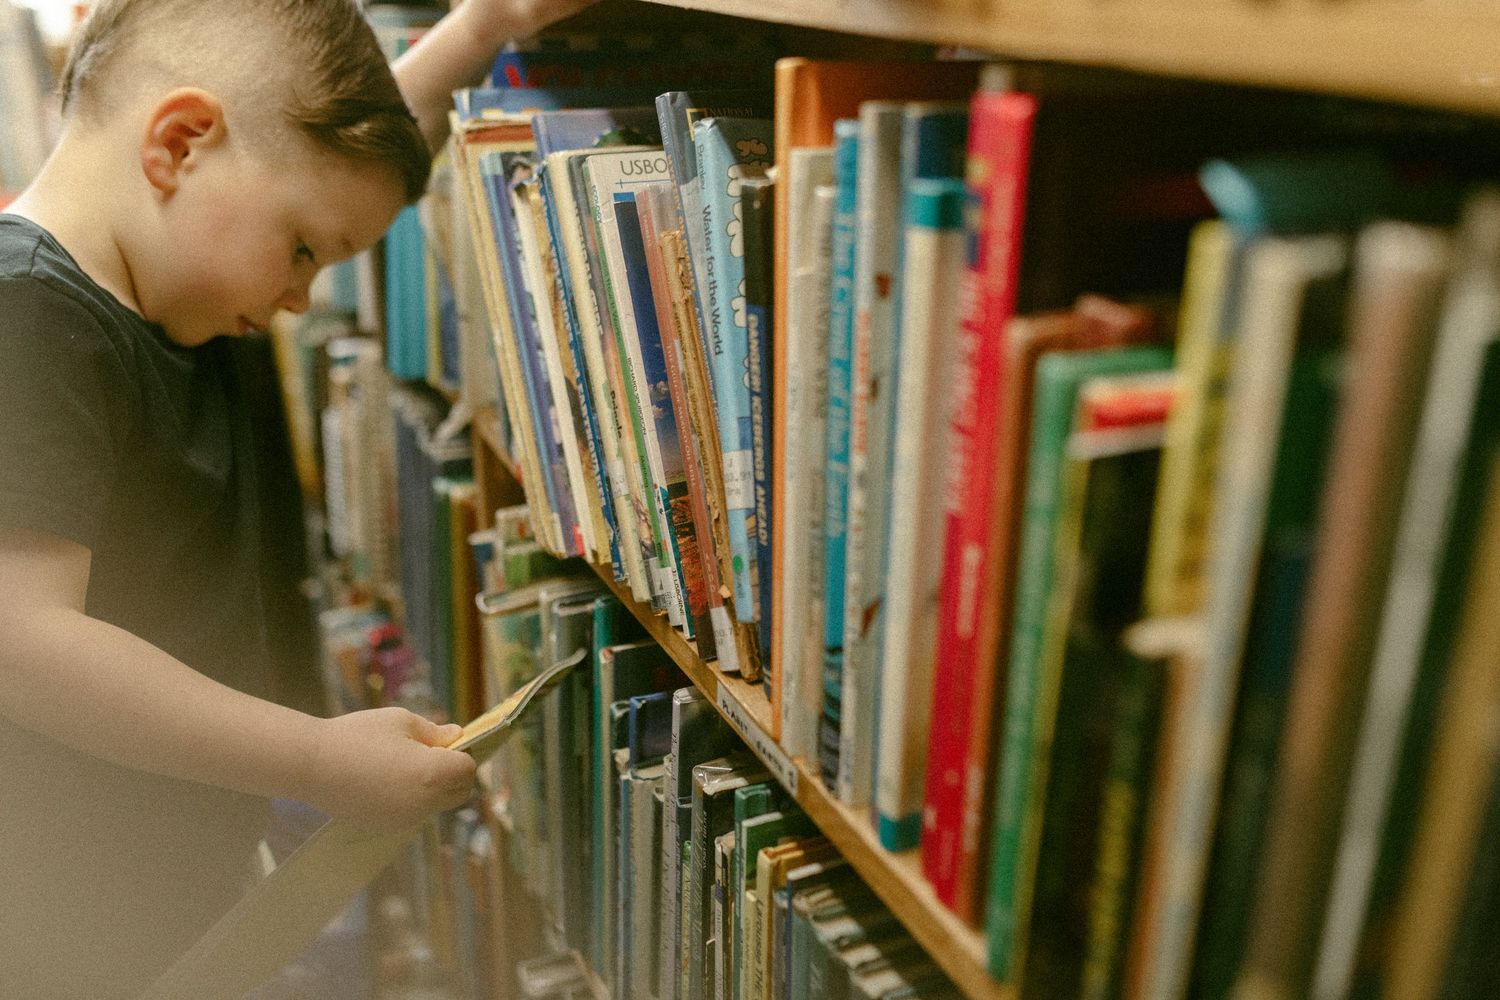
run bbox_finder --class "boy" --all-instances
[0,0,589,995]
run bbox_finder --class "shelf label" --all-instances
[716,684,798,796]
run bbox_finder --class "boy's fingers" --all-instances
[406,712,463,747]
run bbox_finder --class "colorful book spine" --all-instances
[694,116,776,626]
[742,175,778,673]
[985,345,1173,980]
[924,89,1036,886]
[872,177,967,846]
[822,119,860,795]
[841,101,904,817]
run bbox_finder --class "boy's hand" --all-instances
[455,0,600,47]
[301,708,477,833]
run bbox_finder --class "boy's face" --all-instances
[143,131,406,347]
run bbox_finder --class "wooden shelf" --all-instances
[645,0,1500,117]
[469,407,1010,1000]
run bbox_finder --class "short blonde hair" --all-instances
[60,0,431,202]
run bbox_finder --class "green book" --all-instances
[986,345,1173,980]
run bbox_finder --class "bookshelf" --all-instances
[471,404,1008,1000]
[642,0,1500,117]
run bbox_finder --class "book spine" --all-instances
[873,177,966,849]
[519,182,596,558]
[695,117,776,628]
[539,164,619,569]
[774,150,834,755]
[822,121,860,794]
[943,92,1036,917]
[985,346,1172,980]
[743,176,778,676]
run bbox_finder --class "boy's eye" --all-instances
[295,241,317,265]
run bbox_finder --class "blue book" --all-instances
[655,89,773,395]
[692,116,775,626]
[477,155,577,550]
[819,119,860,790]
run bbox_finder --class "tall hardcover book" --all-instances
[985,352,1173,982]
[1232,223,1450,1000]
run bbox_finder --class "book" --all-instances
[1128,233,1351,1000]
[687,754,771,1000]
[694,115,775,636]
[820,118,860,793]
[581,147,692,631]
[1312,189,1500,1000]
[742,173,778,674]
[985,344,1173,979]
[1233,222,1450,1000]
[869,175,966,846]
[838,102,904,804]
[141,652,589,1000]
[773,146,835,756]
[1381,448,1500,1000]
[1184,258,1350,1000]
[770,58,983,751]
[636,179,723,659]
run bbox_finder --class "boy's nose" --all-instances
[277,283,312,315]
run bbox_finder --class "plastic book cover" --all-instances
[741,174,777,670]
[692,115,775,629]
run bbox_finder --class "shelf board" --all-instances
[644,0,1500,117]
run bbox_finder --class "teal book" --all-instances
[688,754,770,1000]
[820,119,861,792]
[692,115,775,626]
[985,346,1173,980]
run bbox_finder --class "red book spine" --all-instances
[922,90,1037,919]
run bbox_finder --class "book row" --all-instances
[294,35,1500,1000]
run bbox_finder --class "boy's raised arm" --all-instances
[0,528,475,832]
[392,0,598,151]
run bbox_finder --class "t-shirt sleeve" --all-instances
[0,274,134,550]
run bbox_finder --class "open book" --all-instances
[140,649,588,1000]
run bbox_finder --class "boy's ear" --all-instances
[140,88,228,197]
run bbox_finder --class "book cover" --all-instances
[1020,371,1174,999]
[637,180,724,660]
[693,115,776,629]
[984,344,1173,979]
[687,754,771,999]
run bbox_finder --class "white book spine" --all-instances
[873,183,966,837]
[510,184,597,559]
[777,148,835,762]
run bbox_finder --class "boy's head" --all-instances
[56,0,431,346]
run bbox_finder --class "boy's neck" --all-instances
[8,131,144,318]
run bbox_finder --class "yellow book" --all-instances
[1143,220,1235,616]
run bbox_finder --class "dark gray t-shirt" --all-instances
[0,214,272,998]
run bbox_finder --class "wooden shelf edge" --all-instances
[645,0,1500,117]
[586,563,1013,1000]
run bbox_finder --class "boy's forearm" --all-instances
[2,603,323,802]
[392,0,593,152]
